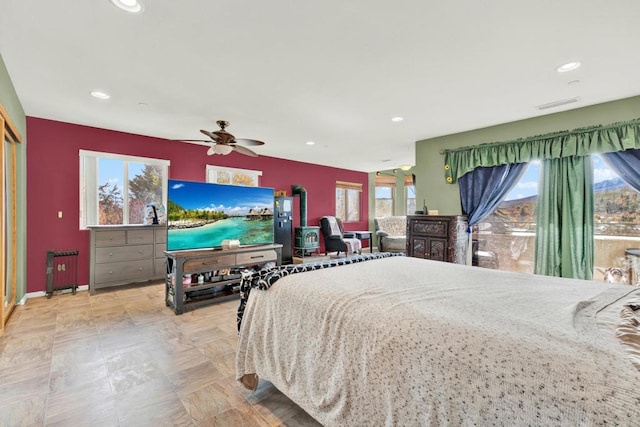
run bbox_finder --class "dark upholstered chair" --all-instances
[319,216,362,256]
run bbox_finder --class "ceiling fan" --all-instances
[180,120,265,157]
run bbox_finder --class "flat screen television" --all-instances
[167,179,274,251]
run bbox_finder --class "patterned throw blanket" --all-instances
[236,252,404,331]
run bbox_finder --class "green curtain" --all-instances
[534,156,594,279]
[443,118,640,184]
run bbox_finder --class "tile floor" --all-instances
[0,281,320,426]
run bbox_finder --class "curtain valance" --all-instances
[443,118,640,184]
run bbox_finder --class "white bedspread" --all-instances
[236,256,640,426]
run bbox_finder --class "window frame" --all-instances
[375,175,396,217]
[79,150,170,229]
[404,175,416,215]
[336,180,362,223]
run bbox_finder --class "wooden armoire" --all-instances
[406,215,468,264]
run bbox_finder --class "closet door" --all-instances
[0,104,21,336]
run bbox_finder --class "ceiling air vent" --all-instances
[536,97,580,111]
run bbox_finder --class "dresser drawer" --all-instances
[154,229,167,243]
[155,243,166,258]
[94,230,126,247]
[95,244,154,264]
[94,259,153,284]
[127,229,154,245]
[236,250,277,266]
[411,220,449,237]
[182,254,237,273]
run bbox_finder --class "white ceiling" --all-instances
[2,0,640,172]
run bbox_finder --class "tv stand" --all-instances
[164,244,282,314]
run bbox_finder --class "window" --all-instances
[592,154,640,282]
[336,181,362,222]
[473,156,640,282]
[375,175,395,217]
[405,175,416,215]
[473,161,539,273]
[80,150,170,228]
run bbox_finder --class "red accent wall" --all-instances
[26,117,369,293]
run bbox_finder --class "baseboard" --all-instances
[20,285,89,305]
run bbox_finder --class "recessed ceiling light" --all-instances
[556,61,581,73]
[109,0,144,14]
[306,141,315,145]
[90,90,111,100]
[391,116,404,122]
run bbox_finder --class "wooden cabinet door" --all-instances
[408,236,427,258]
[427,238,448,262]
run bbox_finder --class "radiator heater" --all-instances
[46,250,79,298]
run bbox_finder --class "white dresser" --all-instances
[88,225,167,295]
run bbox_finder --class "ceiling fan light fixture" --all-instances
[109,0,144,14]
[212,144,234,155]
[400,165,412,171]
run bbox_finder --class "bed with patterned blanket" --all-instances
[236,254,640,426]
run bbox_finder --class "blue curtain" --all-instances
[459,162,528,229]
[600,148,640,192]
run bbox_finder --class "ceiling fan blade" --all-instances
[175,139,211,142]
[234,138,265,146]
[200,129,218,140]
[187,121,265,156]
[233,145,259,157]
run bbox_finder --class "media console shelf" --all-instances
[164,244,282,314]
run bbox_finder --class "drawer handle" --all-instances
[201,260,219,265]
[250,255,265,260]
[108,252,113,256]
[138,267,143,271]
[108,271,113,274]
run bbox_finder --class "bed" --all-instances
[236,253,640,426]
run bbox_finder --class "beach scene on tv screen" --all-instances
[167,180,274,251]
